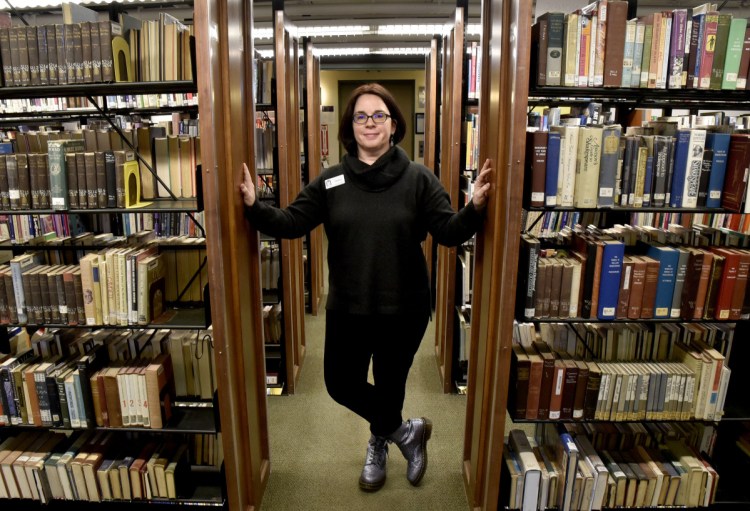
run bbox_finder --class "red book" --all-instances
[720,134,750,212]
[616,255,635,319]
[525,131,548,207]
[533,341,556,420]
[602,1,629,87]
[548,359,566,420]
[729,249,750,320]
[524,346,544,420]
[639,256,660,319]
[511,344,531,420]
[628,256,648,319]
[711,247,740,320]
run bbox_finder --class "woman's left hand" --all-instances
[471,159,492,211]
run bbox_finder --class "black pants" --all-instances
[323,310,430,437]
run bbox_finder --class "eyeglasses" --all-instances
[353,112,391,124]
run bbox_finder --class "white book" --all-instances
[97,254,109,326]
[552,125,579,207]
[680,129,707,208]
[116,368,131,426]
[64,374,80,429]
[715,366,731,419]
[658,16,672,88]
[509,430,542,511]
[575,436,608,511]
[574,126,603,208]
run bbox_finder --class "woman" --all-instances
[240,83,491,491]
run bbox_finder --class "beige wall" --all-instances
[320,69,426,166]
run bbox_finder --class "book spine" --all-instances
[547,14,565,86]
[597,242,624,319]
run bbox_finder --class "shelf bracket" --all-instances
[85,94,206,237]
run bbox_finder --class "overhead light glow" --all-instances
[254,28,273,40]
[296,25,371,38]
[467,23,481,36]
[14,0,170,6]
[375,47,430,56]
[312,48,372,57]
[377,24,446,36]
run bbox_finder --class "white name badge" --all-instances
[325,175,346,189]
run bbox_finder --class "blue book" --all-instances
[558,432,579,511]
[545,131,561,206]
[597,240,625,319]
[647,244,680,318]
[669,130,692,207]
[597,125,622,207]
[705,131,732,208]
[0,142,13,154]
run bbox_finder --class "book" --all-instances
[145,353,175,429]
[508,430,542,511]
[526,130,547,207]
[721,134,750,212]
[596,239,624,319]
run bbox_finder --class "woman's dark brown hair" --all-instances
[338,83,407,156]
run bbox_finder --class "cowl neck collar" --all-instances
[342,146,410,192]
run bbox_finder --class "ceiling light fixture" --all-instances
[375,47,430,55]
[377,24,446,36]
[297,25,371,38]
[312,47,372,57]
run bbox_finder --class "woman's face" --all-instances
[352,93,396,160]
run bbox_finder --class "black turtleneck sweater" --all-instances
[246,146,484,316]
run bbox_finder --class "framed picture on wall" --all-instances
[415,113,425,134]
[418,86,426,108]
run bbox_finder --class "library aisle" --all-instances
[263,269,469,510]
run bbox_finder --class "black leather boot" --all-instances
[388,417,433,486]
[359,435,388,491]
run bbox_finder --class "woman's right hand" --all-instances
[240,163,256,207]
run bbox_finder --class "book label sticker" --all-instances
[325,175,345,189]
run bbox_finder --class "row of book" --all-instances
[0,92,198,114]
[261,303,282,345]
[254,112,275,170]
[503,424,718,511]
[525,208,750,250]
[509,334,730,423]
[260,242,280,291]
[515,320,734,367]
[465,41,482,100]
[24,139,196,212]
[525,121,750,211]
[0,6,194,88]
[1,326,216,429]
[523,208,750,242]
[0,429,215,502]
[519,226,750,321]
[1,239,206,328]
[0,210,204,248]
[533,2,750,90]
[464,112,480,171]
[0,22,121,87]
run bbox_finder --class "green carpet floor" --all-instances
[262,310,472,510]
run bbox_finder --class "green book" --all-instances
[721,17,748,89]
[709,13,732,90]
[47,138,85,211]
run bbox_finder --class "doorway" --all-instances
[338,80,415,160]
